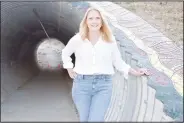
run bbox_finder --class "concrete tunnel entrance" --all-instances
[1,1,178,122]
[1,2,85,121]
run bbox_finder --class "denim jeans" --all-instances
[72,74,113,122]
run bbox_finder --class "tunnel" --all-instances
[1,1,178,122]
[1,2,86,121]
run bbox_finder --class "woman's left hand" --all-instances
[129,67,151,76]
[136,68,150,76]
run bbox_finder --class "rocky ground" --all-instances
[114,2,183,49]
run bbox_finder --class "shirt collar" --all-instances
[85,35,103,42]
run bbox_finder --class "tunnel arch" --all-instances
[1,1,85,103]
[1,1,177,122]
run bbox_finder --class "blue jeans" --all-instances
[72,74,113,122]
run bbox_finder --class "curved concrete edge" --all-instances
[88,1,177,122]
[88,2,183,97]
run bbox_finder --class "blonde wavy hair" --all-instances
[79,7,113,43]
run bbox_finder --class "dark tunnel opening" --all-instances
[1,2,84,104]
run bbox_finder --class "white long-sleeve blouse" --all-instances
[61,33,131,79]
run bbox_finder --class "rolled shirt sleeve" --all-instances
[112,37,131,80]
[62,34,78,69]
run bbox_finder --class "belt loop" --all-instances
[82,74,84,79]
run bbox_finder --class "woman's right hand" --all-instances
[67,68,77,79]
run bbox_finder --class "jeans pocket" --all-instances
[105,76,113,82]
[73,74,78,80]
[73,74,84,82]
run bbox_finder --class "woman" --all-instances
[62,7,150,122]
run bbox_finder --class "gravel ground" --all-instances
[114,2,183,49]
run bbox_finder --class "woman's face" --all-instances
[86,10,102,32]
